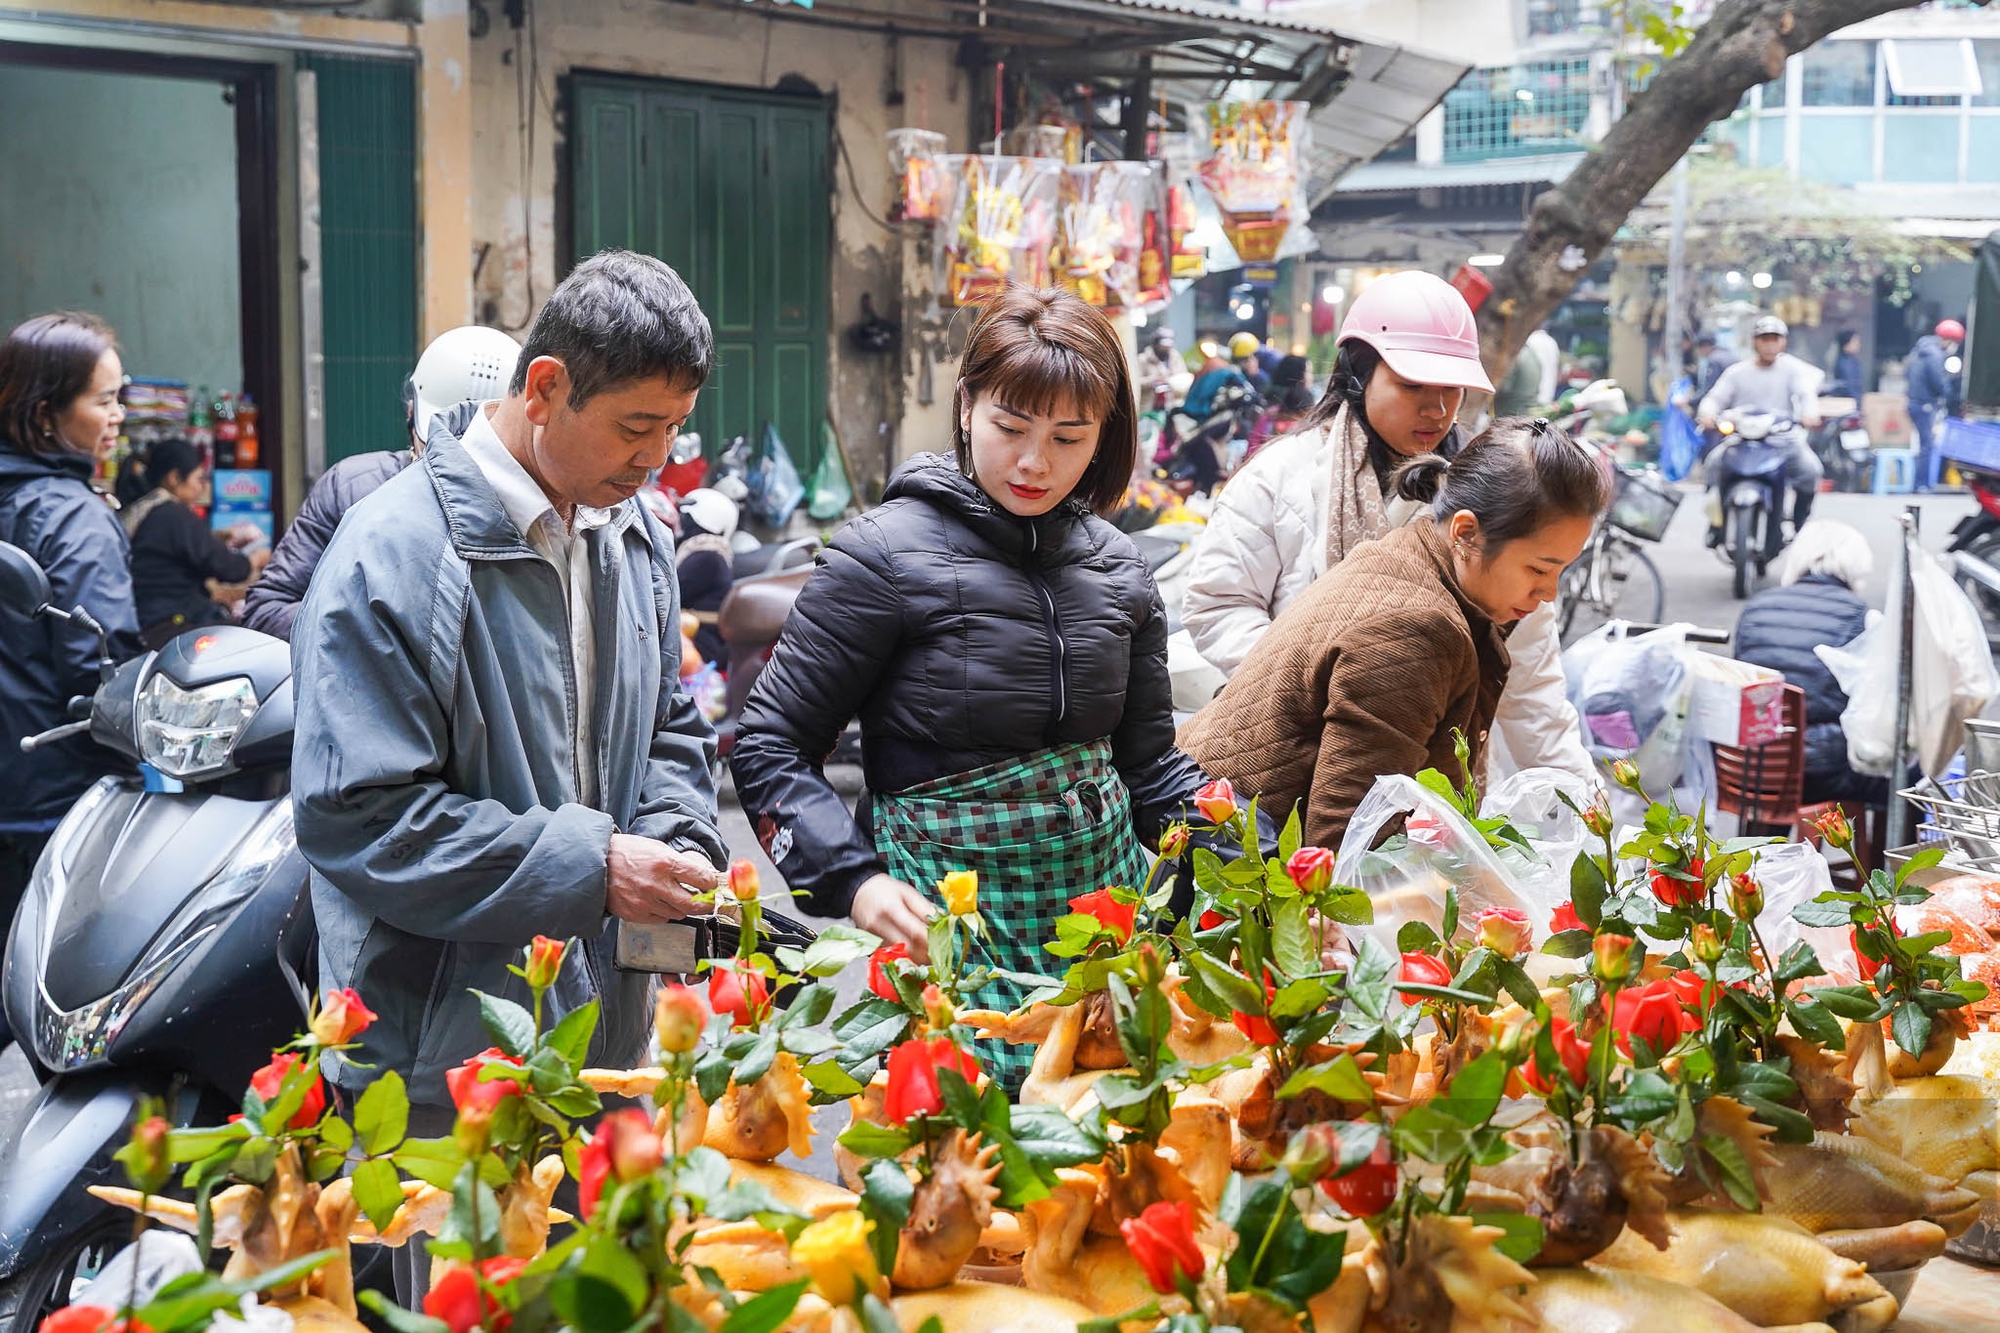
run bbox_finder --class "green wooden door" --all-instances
[571,76,828,474]
[302,53,419,466]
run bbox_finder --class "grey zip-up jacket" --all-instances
[291,413,726,1105]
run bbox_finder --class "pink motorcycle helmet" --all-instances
[1336,271,1494,394]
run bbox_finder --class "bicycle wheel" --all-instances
[1562,536,1665,643]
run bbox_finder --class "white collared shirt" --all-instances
[459,403,612,808]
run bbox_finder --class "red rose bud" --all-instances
[1812,806,1853,852]
[1194,779,1237,825]
[40,1309,150,1333]
[249,1051,327,1130]
[1521,1014,1592,1093]
[708,964,769,1029]
[1689,923,1724,964]
[1118,1200,1205,1294]
[1549,901,1585,934]
[1278,1121,1339,1184]
[1852,926,1887,982]
[1474,906,1532,959]
[1398,951,1454,990]
[1614,978,1699,1058]
[1285,846,1336,894]
[867,942,911,1003]
[654,983,708,1054]
[1230,975,1281,1045]
[1319,1135,1399,1219]
[921,984,956,1030]
[424,1257,528,1333]
[1158,823,1191,860]
[1609,758,1642,791]
[524,936,567,992]
[1068,888,1136,944]
[1198,907,1227,931]
[607,1108,664,1182]
[883,1036,981,1124]
[1582,795,1614,839]
[1728,873,1764,921]
[1649,858,1704,910]
[309,988,377,1047]
[444,1047,524,1116]
[1592,933,1635,983]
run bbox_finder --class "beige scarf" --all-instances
[1323,402,1392,569]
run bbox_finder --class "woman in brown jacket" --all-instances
[1179,418,1608,847]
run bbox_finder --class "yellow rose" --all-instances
[939,870,978,917]
[790,1210,880,1306]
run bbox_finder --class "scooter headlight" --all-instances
[137,674,259,779]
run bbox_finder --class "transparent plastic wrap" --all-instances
[1333,773,1567,951]
[932,154,1060,306]
[886,127,947,222]
[1742,840,1842,969]
[1564,622,1696,792]
[1195,100,1314,263]
[1481,766,1593,909]
[1051,161,1153,308]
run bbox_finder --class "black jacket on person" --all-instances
[0,441,141,832]
[129,497,253,636]
[1734,574,1871,798]
[729,453,1209,918]
[241,402,479,639]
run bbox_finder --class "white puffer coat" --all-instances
[1178,423,1596,788]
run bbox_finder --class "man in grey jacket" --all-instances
[291,251,727,1137]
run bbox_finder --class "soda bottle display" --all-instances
[187,387,215,472]
[235,394,260,469]
[213,391,239,470]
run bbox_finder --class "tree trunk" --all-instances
[1473,0,1947,390]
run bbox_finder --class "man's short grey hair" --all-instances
[1782,519,1873,590]
[510,249,713,405]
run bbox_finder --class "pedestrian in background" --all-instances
[121,436,266,648]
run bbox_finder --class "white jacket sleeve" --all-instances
[1179,473,1288,676]
[1491,601,1598,788]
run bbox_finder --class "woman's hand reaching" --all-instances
[852,873,939,962]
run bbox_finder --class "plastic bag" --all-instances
[1481,766,1593,910]
[808,423,853,521]
[1563,622,1696,792]
[748,423,805,529]
[1841,547,1999,778]
[1742,840,1840,963]
[1333,773,1564,950]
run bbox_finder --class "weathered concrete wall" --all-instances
[465,0,968,502]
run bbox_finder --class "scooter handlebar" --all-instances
[21,718,92,753]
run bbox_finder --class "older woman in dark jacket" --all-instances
[1734,520,1883,804]
[731,286,1211,1088]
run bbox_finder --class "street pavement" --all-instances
[1,489,1981,1170]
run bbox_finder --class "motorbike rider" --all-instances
[1179,269,1596,789]
[241,324,522,638]
[1696,314,1823,541]
[1231,330,1272,393]
[1135,326,1181,408]
[1907,317,1964,492]
[0,312,141,1052]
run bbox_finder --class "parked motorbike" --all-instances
[1154,382,1263,493]
[1708,406,1800,599]
[0,541,312,1330]
[1810,406,1872,492]
[1948,459,2000,649]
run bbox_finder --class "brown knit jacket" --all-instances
[1178,519,1511,848]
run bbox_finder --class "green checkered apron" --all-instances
[872,739,1150,1094]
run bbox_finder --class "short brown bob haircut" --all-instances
[951,284,1137,516]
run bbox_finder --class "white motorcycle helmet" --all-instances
[679,487,739,543]
[405,325,524,442]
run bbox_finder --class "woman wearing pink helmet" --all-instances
[1178,269,1596,788]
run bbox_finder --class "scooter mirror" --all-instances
[0,540,52,617]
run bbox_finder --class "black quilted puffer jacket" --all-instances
[1733,573,1871,790]
[730,453,1209,917]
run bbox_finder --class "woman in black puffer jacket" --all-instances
[731,287,1215,1085]
[1734,520,1885,805]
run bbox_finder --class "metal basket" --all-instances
[1606,468,1681,543]
[1966,718,2000,777]
[1901,775,2000,869]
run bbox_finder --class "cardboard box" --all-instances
[1687,655,1787,748]
[1864,392,1911,448]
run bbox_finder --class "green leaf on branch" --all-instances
[1701,1133,1761,1210]
[792,924,881,978]
[471,990,536,1058]
[838,1120,916,1160]
[140,1251,342,1333]
[1433,1050,1507,1128]
[1792,895,1858,929]
[1319,885,1374,926]
[547,1001,600,1068]
[351,1157,402,1233]
[719,1281,810,1333]
[1188,951,1264,1017]
[1273,897,1317,980]
[1542,929,1594,959]
[1785,997,1845,1049]
[1278,1053,1372,1104]
[1810,984,1886,1020]
[1774,942,1827,988]
[859,1158,914,1278]
[354,1070,409,1157]
[391,1136,464,1190]
[1892,1002,1933,1058]
[359,1292,452,1333]
[801,1059,866,1098]
[1470,1212,1545,1264]
[1573,852,1608,929]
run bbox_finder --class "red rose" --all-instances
[1285,846,1336,894]
[444,1047,524,1116]
[1650,857,1705,910]
[424,1256,528,1333]
[1194,779,1237,825]
[578,1108,662,1219]
[1397,951,1454,990]
[1852,922,1896,983]
[708,964,770,1029]
[1319,1133,1398,1218]
[1118,1200,1205,1294]
[883,1037,981,1124]
[309,988,377,1047]
[249,1051,326,1130]
[1068,888,1136,945]
[1230,975,1281,1046]
[524,936,567,991]
[1521,1014,1591,1093]
[1549,901,1585,934]
[40,1308,150,1333]
[867,943,911,1003]
[1474,906,1533,959]
[1198,908,1227,931]
[1613,978,1698,1058]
